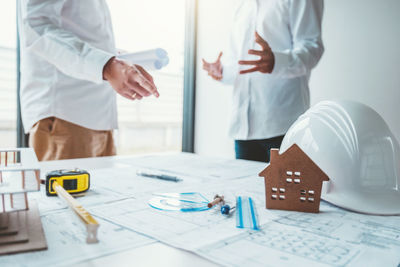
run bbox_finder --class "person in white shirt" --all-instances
[203,0,324,162]
[18,0,159,161]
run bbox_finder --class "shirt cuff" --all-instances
[221,63,236,85]
[272,50,290,77]
[83,48,115,84]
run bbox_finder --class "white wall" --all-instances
[195,0,400,158]
[310,0,400,138]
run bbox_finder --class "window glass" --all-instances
[107,0,185,154]
[0,2,17,147]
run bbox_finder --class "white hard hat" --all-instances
[280,100,400,215]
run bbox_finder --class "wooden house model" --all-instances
[258,144,329,213]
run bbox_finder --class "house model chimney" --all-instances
[269,148,279,162]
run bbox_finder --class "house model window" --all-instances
[271,187,286,200]
[286,171,301,184]
[259,144,330,213]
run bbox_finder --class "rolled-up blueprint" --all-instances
[132,57,169,70]
[117,48,169,70]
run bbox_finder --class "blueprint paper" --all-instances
[119,152,265,180]
[3,153,400,266]
[29,184,129,215]
[88,178,283,251]
[89,198,246,251]
[197,202,400,267]
[89,166,219,202]
[0,209,155,266]
[87,168,400,267]
[29,166,188,215]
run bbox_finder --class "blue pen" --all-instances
[136,170,182,182]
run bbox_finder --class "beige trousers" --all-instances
[29,117,116,161]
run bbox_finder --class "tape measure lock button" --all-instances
[63,179,78,190]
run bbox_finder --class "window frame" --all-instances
[16,0,28,148]
[182,0,197,152]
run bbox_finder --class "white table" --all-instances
[4,153,400,266]
[39,154,219,267]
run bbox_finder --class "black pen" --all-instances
[136,170,182,182]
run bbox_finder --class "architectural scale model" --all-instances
[259,144,330,213]
[0,148,47,254]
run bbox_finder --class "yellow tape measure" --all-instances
[46,169,90,196]
[52,180,99,243]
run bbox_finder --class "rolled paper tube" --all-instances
[118,51,170,71]
[118,48,168,63]
[132,59,165,70]
[159,57,169,67]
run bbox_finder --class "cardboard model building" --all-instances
[0,148,47,255]
[259,144,329,213]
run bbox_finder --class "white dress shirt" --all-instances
[222,0,324,140]
[18,0,118,133]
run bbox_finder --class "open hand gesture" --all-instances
[202,52,223,81]
[238,32,275,75]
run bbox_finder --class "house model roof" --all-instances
[259,143,329,182]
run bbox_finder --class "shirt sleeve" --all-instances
[220,0,243,85]
[21,0,114,84]
[220,35,238,85]
[272,0,324,78]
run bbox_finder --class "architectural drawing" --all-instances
[2,154,399,266]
